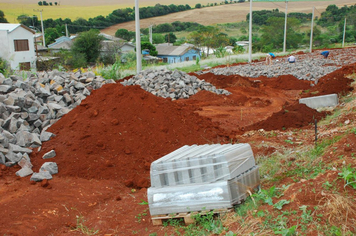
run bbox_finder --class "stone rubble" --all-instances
[0,69,116,180]
[199,48,356,83]
[121,68,231,99]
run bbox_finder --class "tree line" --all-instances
[18,3,193,35]
[38,1,59,6]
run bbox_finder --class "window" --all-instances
[14,40,29,52]
[163,58,168,63]
[185,57,189,61]
[193,56,197,60]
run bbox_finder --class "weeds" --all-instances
[338,166,356,190]
[71,215,99,235]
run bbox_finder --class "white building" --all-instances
[0,23,36,70]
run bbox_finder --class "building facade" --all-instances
[0,24,36,70]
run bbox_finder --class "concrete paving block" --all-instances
[150,144,256,188]
[148,166,260,215]
[299,94,338,109]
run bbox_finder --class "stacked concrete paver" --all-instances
[148,144,260,215]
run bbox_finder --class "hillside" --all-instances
[101,0,355,34]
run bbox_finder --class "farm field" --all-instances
[100,0,355,34]
[1,0,355,25]
[1,48,356,235]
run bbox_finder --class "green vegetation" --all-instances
[339,166,356,190]
[71,215,99,235]
[71,29,104,63]
[0,10,8,23]
[0,57,9,77]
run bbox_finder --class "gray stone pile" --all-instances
[200,48,356,82]
[121,68,231,99]
[204,58,339,82]
[0,70,115,180]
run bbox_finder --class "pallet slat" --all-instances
[151,208,232,226]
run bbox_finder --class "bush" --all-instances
[0,57,9,76]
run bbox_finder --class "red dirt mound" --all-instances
[31,84,232,188]
[241,103,329,132]
[195,73,256,89]
[304,63,356,97]
[257,74,312,90]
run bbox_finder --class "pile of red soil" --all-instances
[304,63,356,97]
[31,84,231,188]
[242,103,328,132]
[193,73,256,89]
[257,74,312,90]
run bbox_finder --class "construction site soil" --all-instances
[1,50,356,235]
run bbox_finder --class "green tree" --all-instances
[195,3,202,8]
[45,28,61,45]
[38,1,43,6]
[141,42,157,56]
[71,29,104,63]
[165,32,177,43]
[189,26,228,56]
[256,17,302,52]
[0,10,8,23]
[115,28,135,41]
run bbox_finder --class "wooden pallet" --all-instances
[151,208,232,226]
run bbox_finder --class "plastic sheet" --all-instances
[148,166,260,215]
[150,144,255,187]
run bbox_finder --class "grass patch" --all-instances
[71,215,99,235]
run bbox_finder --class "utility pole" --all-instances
[135,0,142,73]
[65,24,69,37]
[248,0,252,63]
[283,0,288,53]
[34,9,45,47]
[342,18,347,48]
[309,6,314,53]
[149,24,153,44]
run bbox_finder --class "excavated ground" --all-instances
[0,48,356,235]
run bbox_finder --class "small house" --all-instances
[0,23,36,70]
[47,36,76,53]
[156,43,200,64]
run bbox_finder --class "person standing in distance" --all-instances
[266,52,275,65]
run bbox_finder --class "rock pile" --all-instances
[204,58,339,82]
[121,68,231,99]
[0,70,115,180]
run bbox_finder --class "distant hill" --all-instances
[101,0,355,35]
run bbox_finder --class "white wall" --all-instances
[0,31,10,62]
[1,26,36,70]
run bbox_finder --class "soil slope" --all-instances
[0,49,356,235]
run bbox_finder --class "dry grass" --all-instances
[319,193,356,231]
[100,0,356,34]
[221,212,274,235]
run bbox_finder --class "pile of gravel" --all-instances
[203,58,339,82]
[0,70,115,180]
[121,68,231,99]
